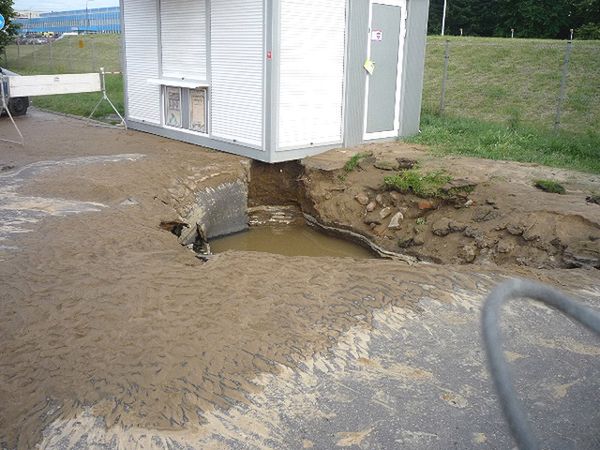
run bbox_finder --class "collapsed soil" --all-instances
[0,110,599,448]
[291,145,600,270]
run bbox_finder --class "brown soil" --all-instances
[0,111,599,448]
[288,145,599,269]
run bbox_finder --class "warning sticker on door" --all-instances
[371,30,383,41]
[363,59,375,75]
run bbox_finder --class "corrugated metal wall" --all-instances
[399,0,429,136]
[160,0,207,80]
[123,0,160,124]
[210,0,265,148]
[277,0,347,150]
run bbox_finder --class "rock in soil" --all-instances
[355,193,370,206]
[396,157,417,170]
[432,218,468,236]
[388,212,404,229]
[366,201,377,212]
[379,207,393,220]
[497,239,514,254]
[458,244,478,263]
[374,159,399,171]
[417,200,435,211]
[364,211,382,225]
[472,206,501,222]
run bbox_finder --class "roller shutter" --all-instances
[161,0,207,80]
[278,0,346,150]
[123,0,160,124]
[210,0,264,148]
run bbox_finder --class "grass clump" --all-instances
[407,112,600,174]
[384,169,452,198]
[534,179,566,194]
[344,152,371,173]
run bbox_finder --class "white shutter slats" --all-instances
[210,0,264,148]
[161,0,207,80]
[278,0,346,150]
[123,0,160,124]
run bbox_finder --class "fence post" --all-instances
[439,40,450,114]
[68,38,74,72]
[554,40,573,132]
[91,37,97,72]
[49,39,55,72]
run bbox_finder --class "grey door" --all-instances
[366,3,402,134]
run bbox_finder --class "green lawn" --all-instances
[419,36,600,174]
[408,113,600,174]
[32,74,124,120]
[2,34,121,74]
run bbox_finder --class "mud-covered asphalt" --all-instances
[1,110,599,449]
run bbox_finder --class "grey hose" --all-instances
[482,278,600,450]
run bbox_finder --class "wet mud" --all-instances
[1,110,599,449]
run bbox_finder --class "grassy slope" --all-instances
[417,36,600,174]
[423,36,600,134]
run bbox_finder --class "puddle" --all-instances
[210,224,375,259]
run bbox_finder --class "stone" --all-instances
[374,159,399,171]
[449,220,467,232]
[417,200,435,211]
[388,212,404,229]
[440,178,477,195]
[366,201,377,212]
[432,218,452,236]
[464,199,474,208]
[497,239,514,254]
[379,207,393,219]
[375,194,384,205]
[522,227,541,242]
[458,244,477,263]
[396,157,417,170]
[363,212,382,225]
[473,206,501,222]
[357,156,377,171]
[432,218,467,236]
[464,226,483,239]
[506,223,524,236]
[355,193,369,206]
[389,191,401,202]
[413,235,425,246]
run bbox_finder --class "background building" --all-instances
[15,7,120,34]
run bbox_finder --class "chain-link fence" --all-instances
[0,34,121,75]
[423,37,600,135]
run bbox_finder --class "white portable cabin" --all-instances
[120,0,430,163]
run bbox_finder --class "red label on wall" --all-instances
[267,51,272,60]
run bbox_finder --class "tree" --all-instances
[0,0,18,54]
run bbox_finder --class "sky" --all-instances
[14,0,119,12]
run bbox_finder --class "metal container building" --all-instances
[121,0,430,163]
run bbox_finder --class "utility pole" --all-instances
[441,0,448,36]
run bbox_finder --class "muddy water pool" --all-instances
[210,224,375,258]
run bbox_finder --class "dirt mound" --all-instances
[295,145,600,269]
